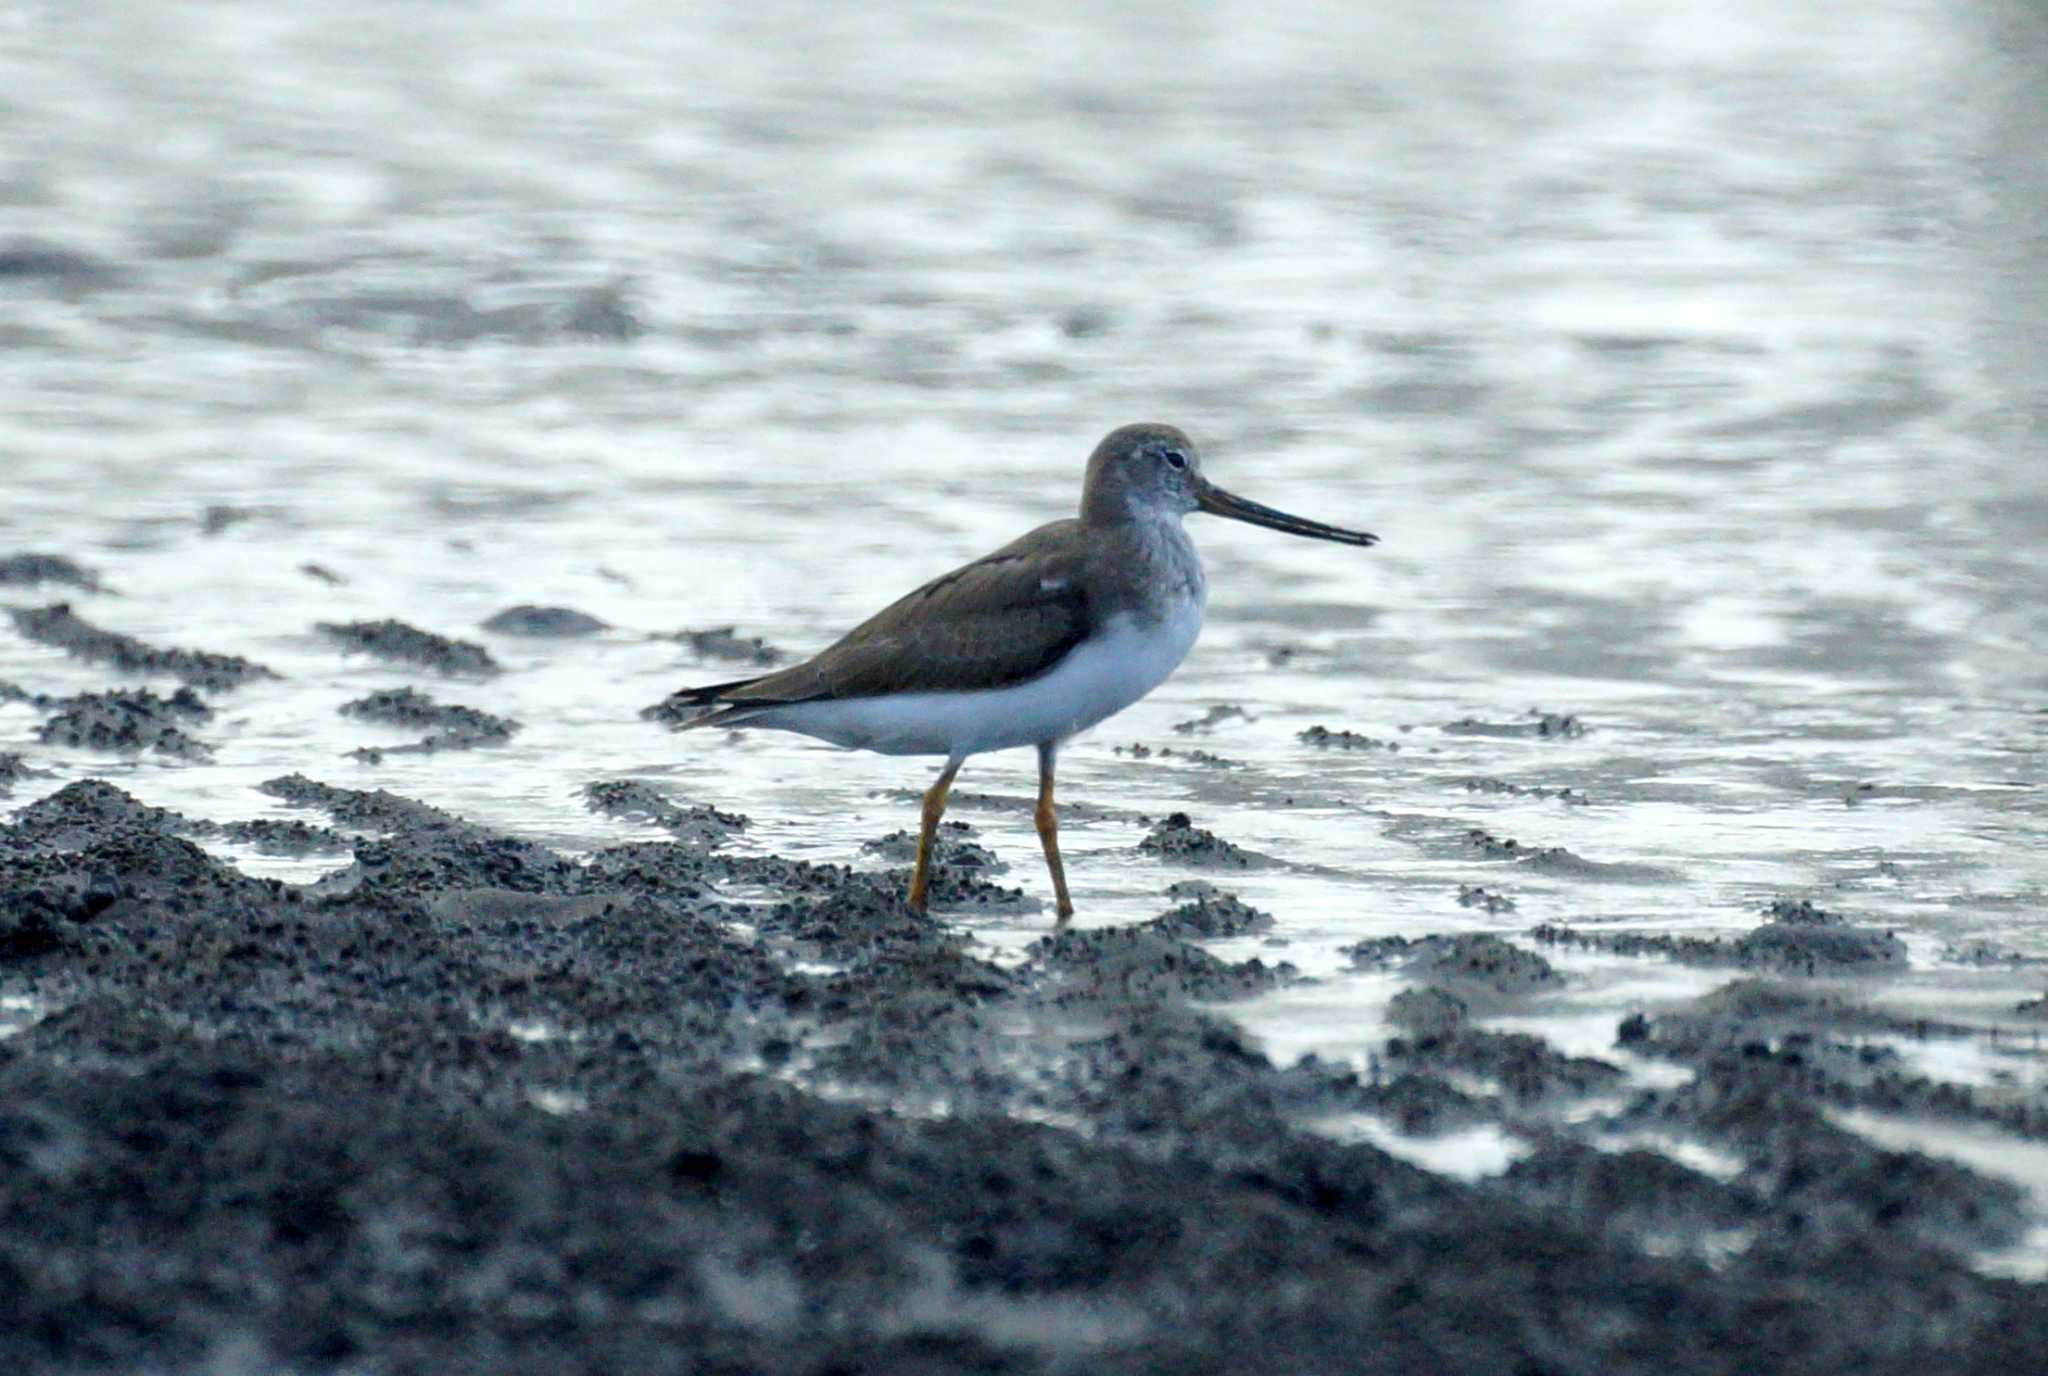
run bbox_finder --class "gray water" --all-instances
[3,0,2045,1199]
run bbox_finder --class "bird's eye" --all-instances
[1161,449,1189,471]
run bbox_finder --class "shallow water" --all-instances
[3,0,2046,1172]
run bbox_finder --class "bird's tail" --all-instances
[642,675,779,730]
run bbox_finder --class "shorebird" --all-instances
[662,423,1376,921]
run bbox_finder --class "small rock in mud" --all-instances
[1457,884,1516,914]
[1349,932,1560,997]
[0,553,107,593]
[582,779,747,847]
[340,687,520,757]
[668,625,784,665]
[1030,924,1295,1004]
[9,603,276,691]
[300,562,347,585]
[0,752,33,794]
[860,821,1003,872]
[35,686,215,759]
[1172,704,1251,735]
[1138,811,1265,868]
[481,604,609,637]
[2015,993,2048,1020]
[1149,881,1274,938]
[1444,710,1586,739]
[317,619,502,676]
[1298,724,1398,751]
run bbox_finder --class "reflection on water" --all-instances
[2,0,2045,1153]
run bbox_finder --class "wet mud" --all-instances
[3,745,2045,1372]
[6,3,2048,1366]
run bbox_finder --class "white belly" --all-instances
[749,600,1204,758]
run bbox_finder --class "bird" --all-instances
[660,423,1376,922]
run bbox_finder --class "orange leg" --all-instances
[907,758,963,914]
[1035,742,1075,923]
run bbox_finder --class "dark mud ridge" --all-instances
[9,603,275,691]
[2,780,2044,1374]
[316,619,502,677]
[480,605,609,638]
[340,687,521,759]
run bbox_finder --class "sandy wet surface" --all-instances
[3,0,2047,1370]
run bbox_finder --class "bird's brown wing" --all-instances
[696,519,1094,707]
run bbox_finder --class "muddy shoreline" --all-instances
[2,602,2045,1373]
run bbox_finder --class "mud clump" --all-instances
[340,686,520,757]
[261,773,582,896]
[668,624,784,665]
[1463,775,1589,803]
[1464,827,1681,882]
[1387,984,1470,1036]
[316,618,502,676]
[0,239,116,284]
[1620,977,2048,1143]
[1349,932,1560,998]
[1148,881,1274,937]
[1385,1027,1624,1106]
[215,817,352,856]
[1171,703,1251,735]
[8,603,276,691]
[1444,709,1586,738]
[1299,724,1399,751]
[1458,884,1516,913]
[0,553,106,593]
[860,820,1002,872]
[32,686,214,759]
[1532,895,1908,973]
[480,604,609,637]
[582,779,748,847]
[1138,811,1267,868]
[1032,924,1295,1004]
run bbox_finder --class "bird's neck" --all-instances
[1101,510,1206,622]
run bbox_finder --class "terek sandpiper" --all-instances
[662,423,1376,921]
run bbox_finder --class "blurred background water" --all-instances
[2,0,2045,1139]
